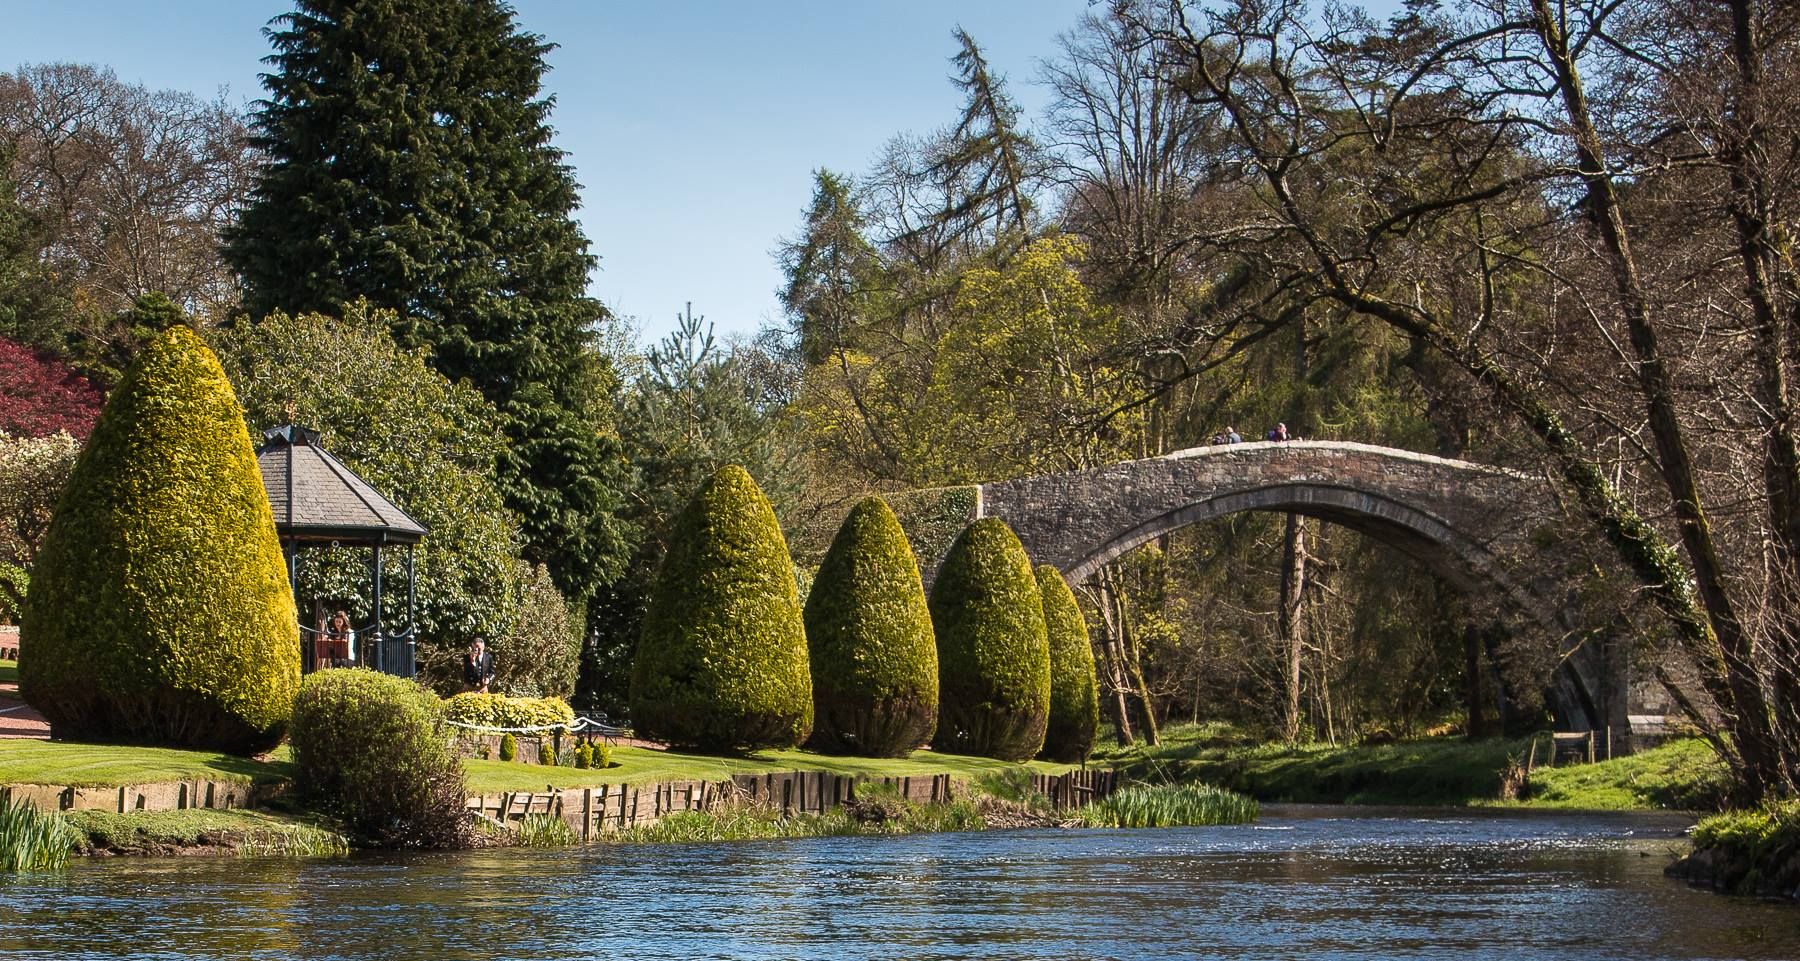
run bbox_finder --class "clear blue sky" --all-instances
[2,1,1399,343]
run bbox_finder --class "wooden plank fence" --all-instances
[468,767,1120,841]
[2,779,270,814]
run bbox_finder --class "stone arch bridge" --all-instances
[877,441,1632,740]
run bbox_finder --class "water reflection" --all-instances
[2,808,1796,960]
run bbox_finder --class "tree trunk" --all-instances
[1279,513,1307,743]
[1529,0,1778,799]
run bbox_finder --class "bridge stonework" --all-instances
[907,441,1633,742]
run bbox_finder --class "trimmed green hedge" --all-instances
[1036,565,1098,763]
[804,497,938,757]
[442,692,575,730]
[929,518,1050,761]
[21,327,299,753]
[290,668,467,848]
[630,465,813,751]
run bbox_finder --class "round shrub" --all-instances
[804,497,937,757]
[1036,565,1099,763]
[537,741,556,766]
[928,518,1050,761]
[499,733,518,762]
[20,326,299,753]
[630,465,812,751]
[289,668,468,848]
[574,741,593,769]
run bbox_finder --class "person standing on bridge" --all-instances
[1267,423,1290,442]
[1227,427,1242,444]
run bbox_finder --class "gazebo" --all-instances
[256,424,427,678]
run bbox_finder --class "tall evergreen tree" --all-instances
[224,0,628,601]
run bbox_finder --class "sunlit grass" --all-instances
[0,659,17,686]
[1095,728,1728,811]
[0,739,288,787]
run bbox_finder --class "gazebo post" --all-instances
[285,542,306,673]
[405,544,417,678]
[370,540,385,674]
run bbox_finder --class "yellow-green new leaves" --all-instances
[1036,564,1099,763]
[21,327,299,753]
[804,497,938,757]
[630,465,813,750]
[930,518,1050,761]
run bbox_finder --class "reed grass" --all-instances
[1076,782,1258,828]
[0,794,79,870]
[513,814,579,847]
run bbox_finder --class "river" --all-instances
[2,807,1795,959]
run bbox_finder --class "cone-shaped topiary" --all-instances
[929,518,1050,761]
[804,497,938,757]
[1036,564,1099,763]
[20,326,299,753]
[630,465,812,750]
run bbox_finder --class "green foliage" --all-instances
[21,327,299,753]
[1076,783,1259,828]
[443,693,575,730]
[594,742,613,769]
[226,0,630,608]
[213,306,526,695]
[1036,565,1099,763]
[0,793,78,871]
[579,307,806,718]
[0,430,80,569]
[804,497,938,756]
[498,561,582,698]
[499,734,517,763]
[0,564,25,624]
[631,465,813,751]
[289,669,467,849]
[574,741,593,769]
[537,741,556,766]
[929,519,1051,761]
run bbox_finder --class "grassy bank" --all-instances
[1096,724,1727,811]
[64,808,349,856]
[0,659,17,685]
[1670,803,1800,898]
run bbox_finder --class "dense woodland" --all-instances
[2,0,1798,799]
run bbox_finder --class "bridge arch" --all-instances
[943,441,1622,737]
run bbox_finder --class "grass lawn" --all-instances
[1095,722,1728,811]
[0,659,16,685]
[0,735,1064,795]
[0,739,289,787]
[463,744,1074,793]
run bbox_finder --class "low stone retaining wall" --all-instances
[470,767,1118,840]
[2,779,270,814]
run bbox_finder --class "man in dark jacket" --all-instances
[463,637,495,693]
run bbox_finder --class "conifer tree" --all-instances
[224,0,628,601]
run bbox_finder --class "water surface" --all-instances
[2,807,1795,960]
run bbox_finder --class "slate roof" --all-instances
[256,425,427,544]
